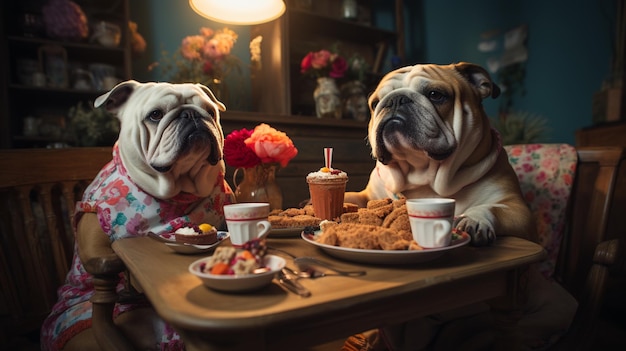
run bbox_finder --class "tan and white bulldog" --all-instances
[345,62,535,246]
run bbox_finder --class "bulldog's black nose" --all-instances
[180,109,201,119]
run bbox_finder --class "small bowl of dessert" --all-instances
[189,245,285,292]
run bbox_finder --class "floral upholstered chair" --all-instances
[504,144,625,350]
[504,143,578,280]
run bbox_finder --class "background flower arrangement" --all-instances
[157,26,242,99]
[300,49,347,80]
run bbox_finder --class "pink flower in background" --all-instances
[301,49,347,79]
[310,50,332,69]
[180,35,205,60]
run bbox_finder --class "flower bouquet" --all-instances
[300,49,347,118]
[156,26,242,102]
[224,123,298,209]
[300,49,347,79]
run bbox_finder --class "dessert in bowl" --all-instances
[189,244,285,292]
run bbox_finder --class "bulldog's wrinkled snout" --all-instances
[375,94,414,165]
[180,108,202,120]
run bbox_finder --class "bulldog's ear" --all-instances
[197,84,226,112]
[454,62,501,99]
[94,80,141,112]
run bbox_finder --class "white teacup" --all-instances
[224,203,271,246]
[406,198,456,248]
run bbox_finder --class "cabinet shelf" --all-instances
[288,9,395,44]
[7,35,126,52]
[9,83,108,96]
[1,0,131,149]
[251,1,397,118]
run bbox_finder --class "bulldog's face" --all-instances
[95,80,226,198]
[367,62,500,166]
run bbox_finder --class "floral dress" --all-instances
[40,144,233,350]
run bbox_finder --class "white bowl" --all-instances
[189,254,285,292]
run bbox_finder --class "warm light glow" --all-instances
[189,0,286,25]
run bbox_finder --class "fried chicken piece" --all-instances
[378,228,413,250]
[269,214,321,228]
[343,202,359,213]
[321,223,381,249]
[340,212,361,223]
[357,210,384,226]
[269,208,283,216]
[392,198,406,208]
[382,206,411,232]
[409,240,424,250]
[303,204,316,216]
[281,207,305,216]
[316,229,338,246]
[366,198,393,209]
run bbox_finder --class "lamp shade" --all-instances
[189,0,286,25]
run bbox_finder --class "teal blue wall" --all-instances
[418,0,616,144]
[129,0,616,145]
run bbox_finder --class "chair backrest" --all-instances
[555,146,624,299]
[504,144,578,279]
[505,144,624,291]
[0,147,112,344]
[505,144,625,348]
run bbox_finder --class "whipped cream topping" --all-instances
[307,167,348,181]
[175,227,199,235]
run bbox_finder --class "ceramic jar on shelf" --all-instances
[314,77,342,119]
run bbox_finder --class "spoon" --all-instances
[293,257,366,279]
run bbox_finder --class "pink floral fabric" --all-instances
[504,144,577,278]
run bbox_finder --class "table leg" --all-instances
[489,265,530,351]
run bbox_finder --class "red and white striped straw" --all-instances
[324,147,333,169]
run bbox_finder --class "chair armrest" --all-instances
[75,212,134,351]
[76,213,125,275]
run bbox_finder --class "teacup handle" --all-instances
[256,220,271,239]
[434,220,452,238]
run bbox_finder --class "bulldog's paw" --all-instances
[453,215,495,246]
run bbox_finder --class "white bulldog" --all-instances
[345,62,535,246]
[41,80,234,349]
[94,80,227,199]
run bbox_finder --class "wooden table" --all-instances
[112,236,545,351]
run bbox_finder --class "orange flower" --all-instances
[244,123,298,168]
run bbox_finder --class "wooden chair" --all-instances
[505,144,624,350]
[0,147,130,349]
[552,146,624,350]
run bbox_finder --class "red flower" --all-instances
[202,60,214,75]
[224,128,262,168]
[329,55,348,78]
[300,52,313,73]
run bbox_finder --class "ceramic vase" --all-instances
[233,163,283,210]
[341,80,369,121]
[314,77,342,119]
